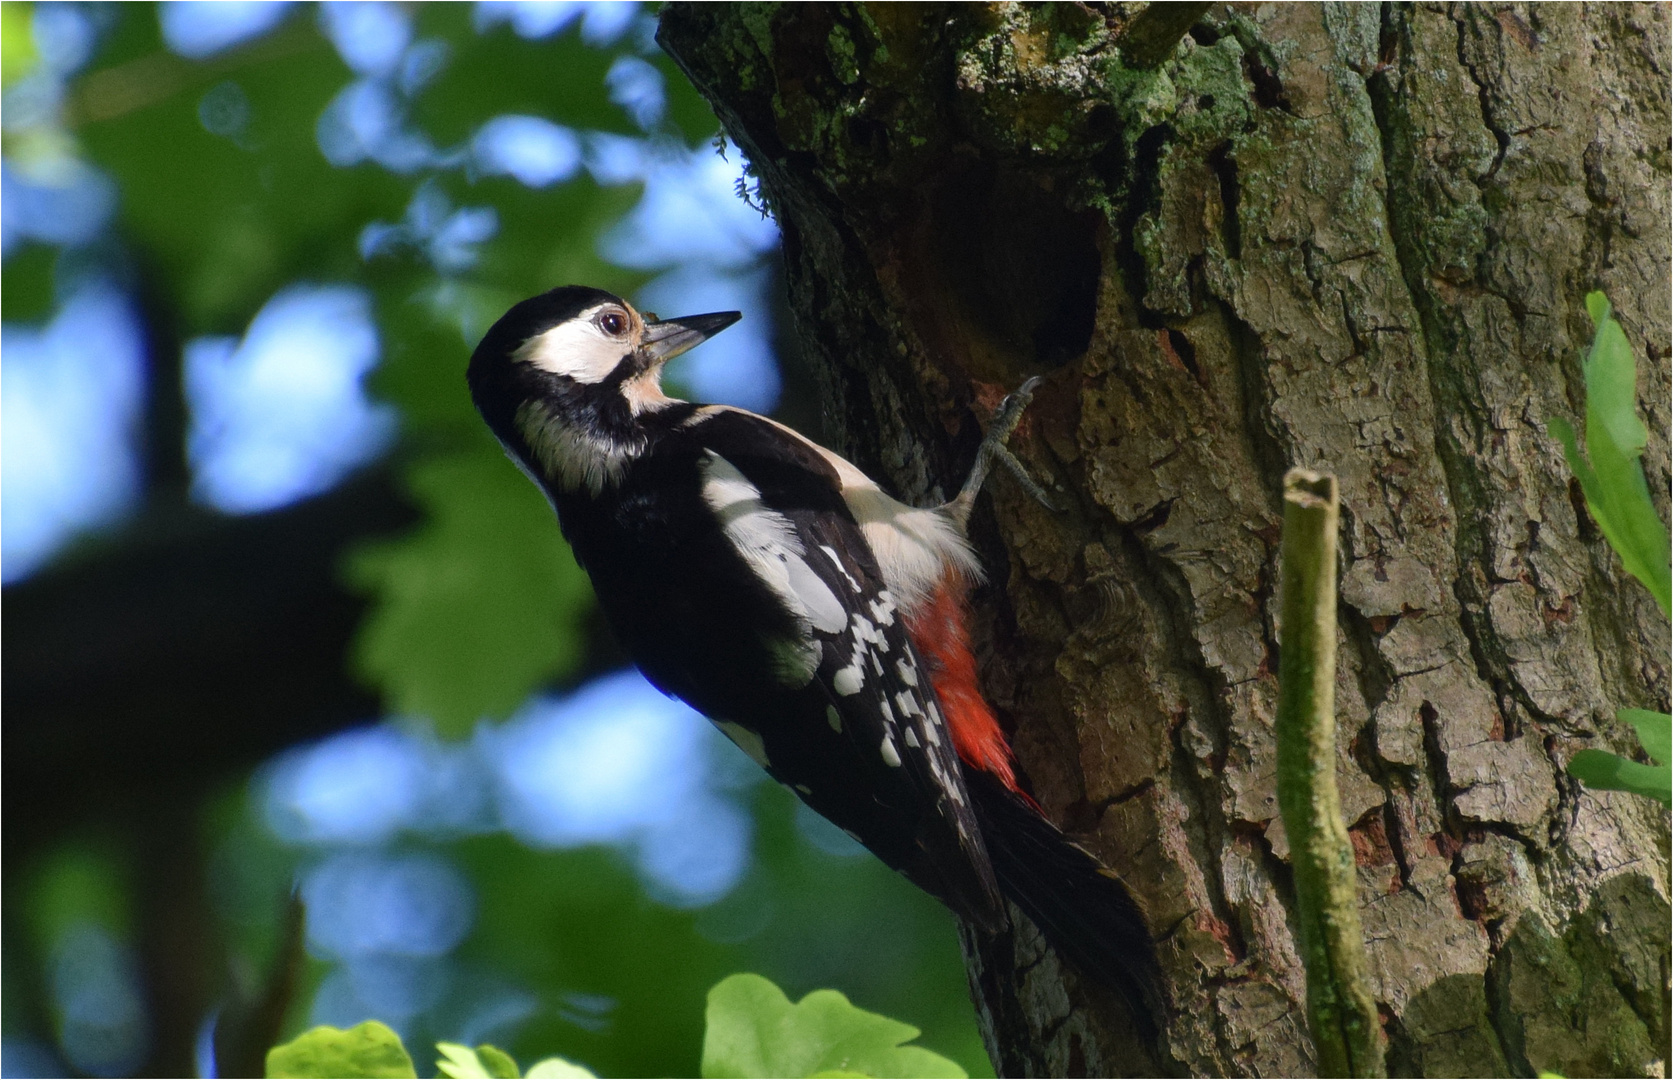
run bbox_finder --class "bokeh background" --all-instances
[0,4,990,1076]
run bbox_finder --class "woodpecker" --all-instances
[468,286,1160,1024]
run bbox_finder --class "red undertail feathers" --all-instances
[903,573,1027,799]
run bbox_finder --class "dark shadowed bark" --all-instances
[658,3,1671,1075]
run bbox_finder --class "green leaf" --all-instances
[266,1022,417,1079]
[1583,293,1649,456]
[523,1056,600,1079]
[1567,749,1672,806]
[477,1044,523,1079]
[345,445,594,734]
[701,973,967,1080]
[436,1042,524,1079]
[1621,709,1672,766]
[2,2,37,87]
[437,1043,493,1079]
[1549,293,1672,617]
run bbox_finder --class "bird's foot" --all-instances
[947,377,1057,527]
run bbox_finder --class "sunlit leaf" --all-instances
[1,1,37,87]
[266,1021,417,1079]
[702,973,967,1080]
[436,1042,525,1079]
[523,1055,600,1079]
[1549,293,1672,617]
[345,445,593,734]
[1620,709,1671,766]
[1567,749,1672,806]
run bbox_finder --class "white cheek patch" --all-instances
[702,451,847,643]
[515,308,632,383]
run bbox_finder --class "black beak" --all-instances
[639,310,742,364]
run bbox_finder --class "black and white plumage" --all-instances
[468,286,1160,1022]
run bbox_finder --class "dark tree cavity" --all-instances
[659,4,1671,1076]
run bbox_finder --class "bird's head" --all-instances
[468,285,739,495]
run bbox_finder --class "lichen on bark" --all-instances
[659,3,1671,1076]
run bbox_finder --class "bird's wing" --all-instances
[684,407,1003,927]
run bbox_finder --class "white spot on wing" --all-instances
[880,734,902,767]
[833,663,864,696]
[904,727,920,748]
[896,691,923,718]
[819,545,863,592]
[716,720,769,767]
[895,659,918,686]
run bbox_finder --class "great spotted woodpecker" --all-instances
[468,286,1160,1023]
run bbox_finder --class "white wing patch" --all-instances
[701,451,847,640]
[684,406,981,616]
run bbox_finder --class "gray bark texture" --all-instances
[657,3,1672,1076]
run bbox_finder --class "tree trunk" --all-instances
[659,3,1671,1076]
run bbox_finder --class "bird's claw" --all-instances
[947,377,1059,525]
[996,444,1059,512]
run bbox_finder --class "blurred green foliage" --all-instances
[64,4,666,729]
[1551,293,1672,806]
[433,783,988,1077]
[4,4,990,1076]
[345,449,594,730]
[1,1,36,86]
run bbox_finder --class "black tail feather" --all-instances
[965,767,1164,1036]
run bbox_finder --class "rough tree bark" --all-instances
[659,4,1670,1076]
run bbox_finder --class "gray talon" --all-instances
[946,377,1056,525]
[997,445,1059,512]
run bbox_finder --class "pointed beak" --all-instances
[639,310,742,364]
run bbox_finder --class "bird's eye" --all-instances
[598,310,628,337]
